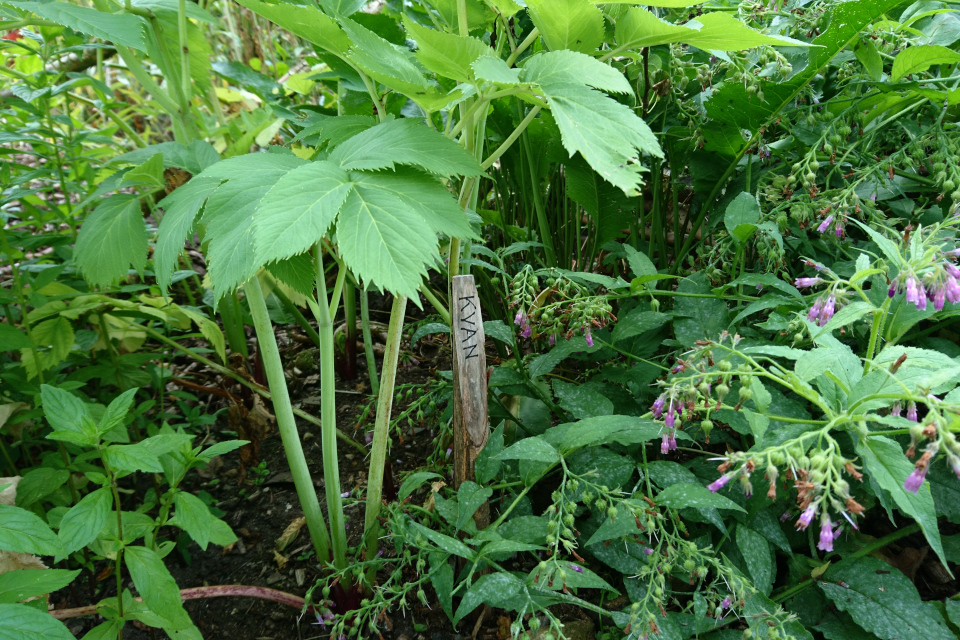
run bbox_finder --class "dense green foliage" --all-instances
[2,0,960,639]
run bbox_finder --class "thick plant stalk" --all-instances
[342,279,358,380]
[360,288,379,396]
[312,245,349,571]
[363,294,407,577]
[219,291,249,358]
[245,276,331,563]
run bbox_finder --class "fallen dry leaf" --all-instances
[276,517,306,552]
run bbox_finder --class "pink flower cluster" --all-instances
[889,260,960,312]
[806,293,836,326]
[514,310,532,338]
[651,394,679,453]
[817,214,845,237]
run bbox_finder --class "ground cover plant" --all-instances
[2,0,960,639]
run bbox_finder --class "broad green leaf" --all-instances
[526,0,604,53]
[472,55,522,85]
[407,520,474,559]
[422,0,494,31]
[253,161,353,267]
[495,436,559,463]
[58,488,112,554]
[854,37,883,80]
[329,118,483,177]
[40,385,91,434]
[103,444,164,474]
[74,195,147,288]
[339,18,439,101]
[454,572,523,623]
[821,556,954,640]
[564,155,637,247]
[615,7,700,50]
[0,324,33,350]
[398,472,442,502]
[0,569,80,604]
[520,50,633,95]
[335,183,440,300]
[795,345,862,391]
[455,481,493,530]
[0,603,74,639]
[404,19,489,83]
[198,318,227,365]
[673,272,729,347]
[121,153,164,188]
[724,192,760,244]
[202,154,307,300]
[173,491,214,550]
[155,177,222,293]
[655,483,745,512]
[541,82,662,196]
[736,525,773,595]
[598,303,665,343]
[124,546,193,630]
[111,141,219,174]
[596,0,706,5]
[857,436,946,566]
[21,315,74,379]
[351,169,476,239]
[6,1,146,50]
[0,504,65,557]
[98,388,138,436]
[233,0,351,56]
[552,380,613,419]
[410,322,451,345]
[891,44,960,82]
[14,468,69,507]
[292,115,377,146]
[684,12,810,50]
[197,440,249,461]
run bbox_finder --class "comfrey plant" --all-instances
[650,216,960,569]
[508,266,615,346]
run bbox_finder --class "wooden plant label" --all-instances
[451,275,489,501]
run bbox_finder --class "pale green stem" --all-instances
[329,265,346,322]
[420,281,451,325]
[863,298,891,375]
[360,288,379,396]
[363,294,408,580]
[313,245,348,571]
[506,28,539,67]
[481,104,541,171]
[244,276,332,563]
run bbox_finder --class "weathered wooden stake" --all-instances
[451,275,489,526]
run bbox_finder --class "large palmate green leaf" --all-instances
[253,161,353,267]
[349,169,475,239]
[526,0,604,53]
[201,154,307,299]
[403,18,490,83]
[233,0,351,57]
[5,0,146,50]
[336,183,441,300]
[75,194,147,288]
[329,118,483,177]
[339,17,441,102]
[155,176,222,293]
[519,50,633,95]
[541,82,661,195]
[564,155,637,246]
[820,557,954,640]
